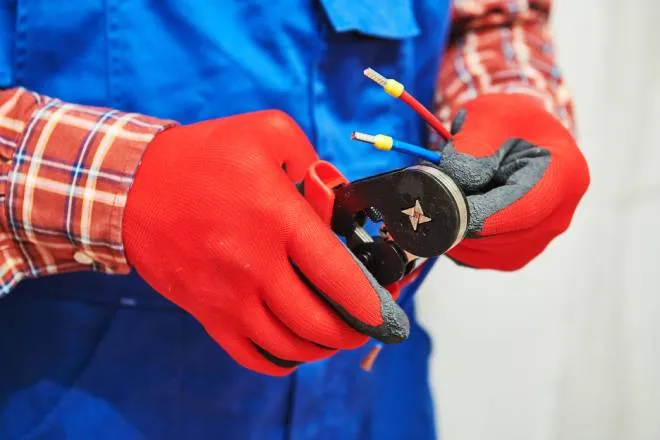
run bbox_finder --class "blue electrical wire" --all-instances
[351,132,442,164]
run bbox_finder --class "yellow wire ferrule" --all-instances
[383,79,404,98]
[373,134,394,151]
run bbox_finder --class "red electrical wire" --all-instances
[363,68,452,142]
[400,91,452,141]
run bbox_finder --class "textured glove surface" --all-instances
[122,111,409,376]
[437,94,590,270]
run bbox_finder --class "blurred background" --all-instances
[417,0,660,439]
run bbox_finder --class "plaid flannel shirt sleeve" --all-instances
[0,87,176,295]
[435,0,574,133]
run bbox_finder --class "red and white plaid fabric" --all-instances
[436,0,574,132]
[0,88,174,294]
[0,0,572,295]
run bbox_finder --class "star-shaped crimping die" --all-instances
[401,200,432,231]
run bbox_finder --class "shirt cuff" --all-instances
[435,0,574,143]
[0,87,177,295]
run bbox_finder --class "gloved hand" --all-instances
[122,110,409,376]
[437,94,590,270]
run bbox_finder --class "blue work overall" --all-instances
[0,1,452,438]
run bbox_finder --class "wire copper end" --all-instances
[363,68,387,86]
[351,131,376,144]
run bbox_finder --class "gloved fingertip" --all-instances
[368,283,410,344]
[346,250,410,344]
[289,252,410,344]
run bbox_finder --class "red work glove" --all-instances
[436,94,590,270]
[122,111,409,376]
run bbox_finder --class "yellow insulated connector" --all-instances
[351,132,393,151]
[383,79,404,98]
[373,134,394,151]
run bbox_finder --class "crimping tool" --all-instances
[299,159,468,287]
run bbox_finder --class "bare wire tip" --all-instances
[363,68,387,86]
[351,131,376,144]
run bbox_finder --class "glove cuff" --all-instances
[122,122,214,268]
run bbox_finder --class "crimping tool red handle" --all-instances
[298,161,347,226]
[298,161,409,286]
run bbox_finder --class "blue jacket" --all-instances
[0,1,452,438]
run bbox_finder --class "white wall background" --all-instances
[418,1,660,439]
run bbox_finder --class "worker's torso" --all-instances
[0,1,451,438]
